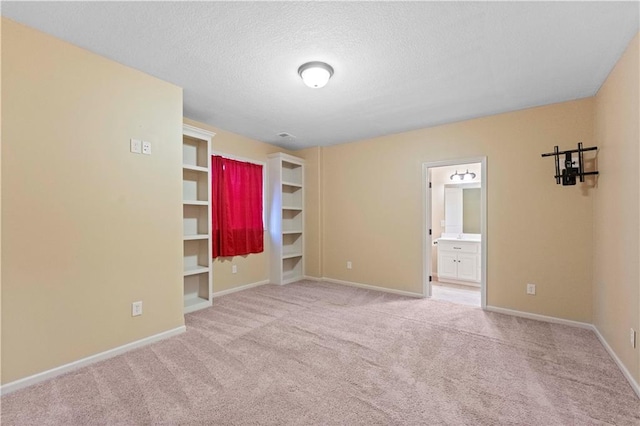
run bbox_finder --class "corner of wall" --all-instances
[592,31,640,386]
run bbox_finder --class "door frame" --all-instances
[422,157,487,308]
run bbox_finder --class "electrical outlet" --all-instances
[346,261,352,270]
[142,140,152,155]
[130,138,142,154]
[631,329,637,349]
[232,265,237,274]
[132,301,143,317]
[526,283,536,295]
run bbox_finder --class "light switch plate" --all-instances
[142,140,151,155]
[526,283,536,295]
[132,301,143,317]
[130,139,142,154]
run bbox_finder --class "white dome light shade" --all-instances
[298,61,334,88]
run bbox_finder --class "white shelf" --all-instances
[282,255,303,284]
[183,204,208,236]
[184,234,208,241]
[281,159,303,186]
[183,169,208,202]
[183,296,211,314]
[269,153,305,285]
[183,164,208,173]
[282,208,303,232]
[182,124,215,315]
[282,252,303,260]
[183,271,210,313]
[184,265,209,276]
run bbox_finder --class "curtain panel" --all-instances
[211,155,264,258]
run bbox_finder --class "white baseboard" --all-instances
[484,305,593,329]
[321,277,424,298]
[591,325,640,399]
[212,280,270,298]
[302,275,322,282]
[0,325,186,396]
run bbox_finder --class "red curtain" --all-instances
[211,155,264,258]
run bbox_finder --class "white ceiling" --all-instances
[2,2,638,150]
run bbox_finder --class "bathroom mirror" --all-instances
[444,183,481,234]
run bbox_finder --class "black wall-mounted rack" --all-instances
[541,142,598,186]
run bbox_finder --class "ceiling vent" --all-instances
[277,132,295,138]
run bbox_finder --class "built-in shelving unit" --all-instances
[268,153,305,285]
[182,124,215,314]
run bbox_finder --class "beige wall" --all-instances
[319,98,595,321]
[183,119,289,294]
[1,19,184,384]
[463,188,481,234]
[593,33,639,385]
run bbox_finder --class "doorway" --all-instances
[422,158,487,308]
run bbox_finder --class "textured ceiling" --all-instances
[2,2,638,149]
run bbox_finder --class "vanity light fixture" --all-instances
[298,61,334,88]
[450,170,476,181]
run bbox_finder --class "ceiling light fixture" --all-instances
[298,61,334,89]
[450,170,477,181]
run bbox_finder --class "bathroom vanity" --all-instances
[437,234,481,286]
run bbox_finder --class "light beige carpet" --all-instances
[2,280,639,425]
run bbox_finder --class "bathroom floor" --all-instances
[431,281,481,307]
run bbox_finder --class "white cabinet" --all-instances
[437,239,481,286]
[268,153,304,285]
[182,124,215,313]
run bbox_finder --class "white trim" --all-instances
[423,157,487,308]
[212,151,266,168]
[303,275,322,282]
[591,325,640,399]
[322,277,423,298]
[0,326,186,396]
[267,151,306,164]
[479,158,487,309]
[485,305,593,329]
[212,280,270,298]
[422,163,431,298]
[183,123,216,139]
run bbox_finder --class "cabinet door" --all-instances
[457,253,478,282]
[438,252,458,279]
